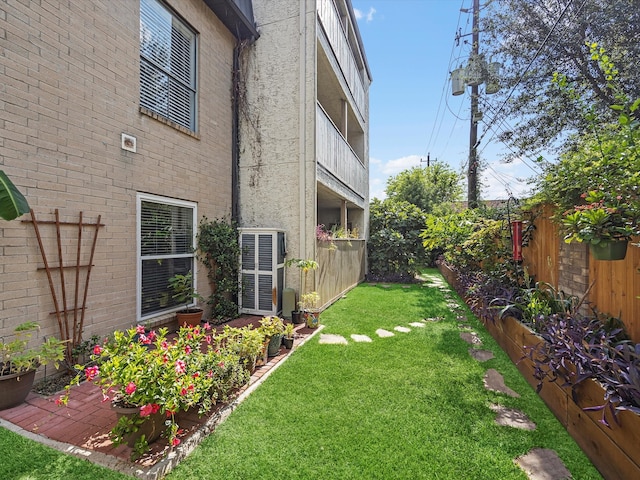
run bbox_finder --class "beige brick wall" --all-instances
[1,0,236,343]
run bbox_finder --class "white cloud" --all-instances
[381,154,421,175]
[366,7,376,22]
[354,7,376,22]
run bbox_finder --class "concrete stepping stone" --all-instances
[422,317,443,322]
[460,331,482,345]
[394,326,411,333]
[458,324,473,330]
[319,333,348,345]
[489,404,536,430]
[515,448,571,480]
[351,334,372,343]
[376,329,394,338]
[409,322,426,328]
[456,315,468,322]
[484,369,520,397]
[381,284,391,288]
[469,349,494,362]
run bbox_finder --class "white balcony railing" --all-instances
[317,0,366,120]
[316,103,367,197]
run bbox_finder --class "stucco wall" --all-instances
[0,0,236,342]
[238,0,317,292]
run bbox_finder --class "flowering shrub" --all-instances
[562,190,640,244]
[57,324,250,456]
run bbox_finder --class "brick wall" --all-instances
[0,0,236,342]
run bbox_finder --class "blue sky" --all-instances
[351,0,542,201]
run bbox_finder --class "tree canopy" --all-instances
[385,162,463,214]
[481,0,640,158]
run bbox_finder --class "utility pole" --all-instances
[468,0,480,209]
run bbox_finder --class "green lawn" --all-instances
[168,271,602,479]
[0,269,602,479]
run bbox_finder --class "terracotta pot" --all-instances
[111,402,166,447]
[0,369,36,410]
[176,309,203,328]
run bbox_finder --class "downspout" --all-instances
[231,40,241,223]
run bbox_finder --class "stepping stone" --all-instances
[376,329,394,338]
[515,448,571,480]
[469,349,494,362]
[394,326,411,333]
[381,284,391,288]
[422,317,443,322]
[456,315,468,322]
[319,334,348,345]
[484,369,520,397]
[351,334,372,343]
[409,322,426,328]
[460,331,482,345]
[489,404,536,430]
[458,324,473,330]
[402,285,411,289]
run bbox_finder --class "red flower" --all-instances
[171,437,181,446]
[136,325,146,334]
[93,345,103,355]
[140,403,160,417]
[184,345,192,354]
[175,360,186,375]
[125,382,137,395]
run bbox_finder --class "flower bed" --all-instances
[439,263,640,479]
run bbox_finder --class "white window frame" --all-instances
[139,0,198,131]
[136,193,198,322]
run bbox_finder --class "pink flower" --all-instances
[205,335,212,344]
[161,341,169,350]
[184,345,192,354]
[218,362,225,368]
[136,325,146,334]
[55,397,64,406]
[139,333,151,344]
[93,345,103,355]
[175,360,186,375]
[203,322,212,331]
[84,365,100,382]
[140,403,160,417]
[180,387,188,396]
[171,437,181,446]
[206,370,213,378]
[147,330,156,342]
[125,382,137,395]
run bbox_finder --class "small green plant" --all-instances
[257,316,285,338]
[299,291,320,312]
[284,323,295,339]
[168,271,204,313]
[0,322,66,376]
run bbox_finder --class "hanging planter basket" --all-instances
[589,240,628,261]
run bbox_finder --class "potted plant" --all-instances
[258,316,285,357]
[168,270,204,327]
[562,189,640,260]
[220,325,266,373]
[282,323,295,349]
[284,258,318,323]
[299,291,321,328]
[58,323,249,459]
[0,322,66,410]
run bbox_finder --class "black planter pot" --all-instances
[282,337,294,349]
[291,311,303,324]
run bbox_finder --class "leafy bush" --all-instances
[367,199,428,282]
[197,217,240,322]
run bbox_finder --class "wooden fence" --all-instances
[521,206,640,342]
[316,239,366,309]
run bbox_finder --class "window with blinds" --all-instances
[140,0,197,131]
[138,194,196,319]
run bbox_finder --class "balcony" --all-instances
[316,103,367,206]
[317,0,367,121]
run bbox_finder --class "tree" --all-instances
[482,0,640,158]
[385,162,463,214]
